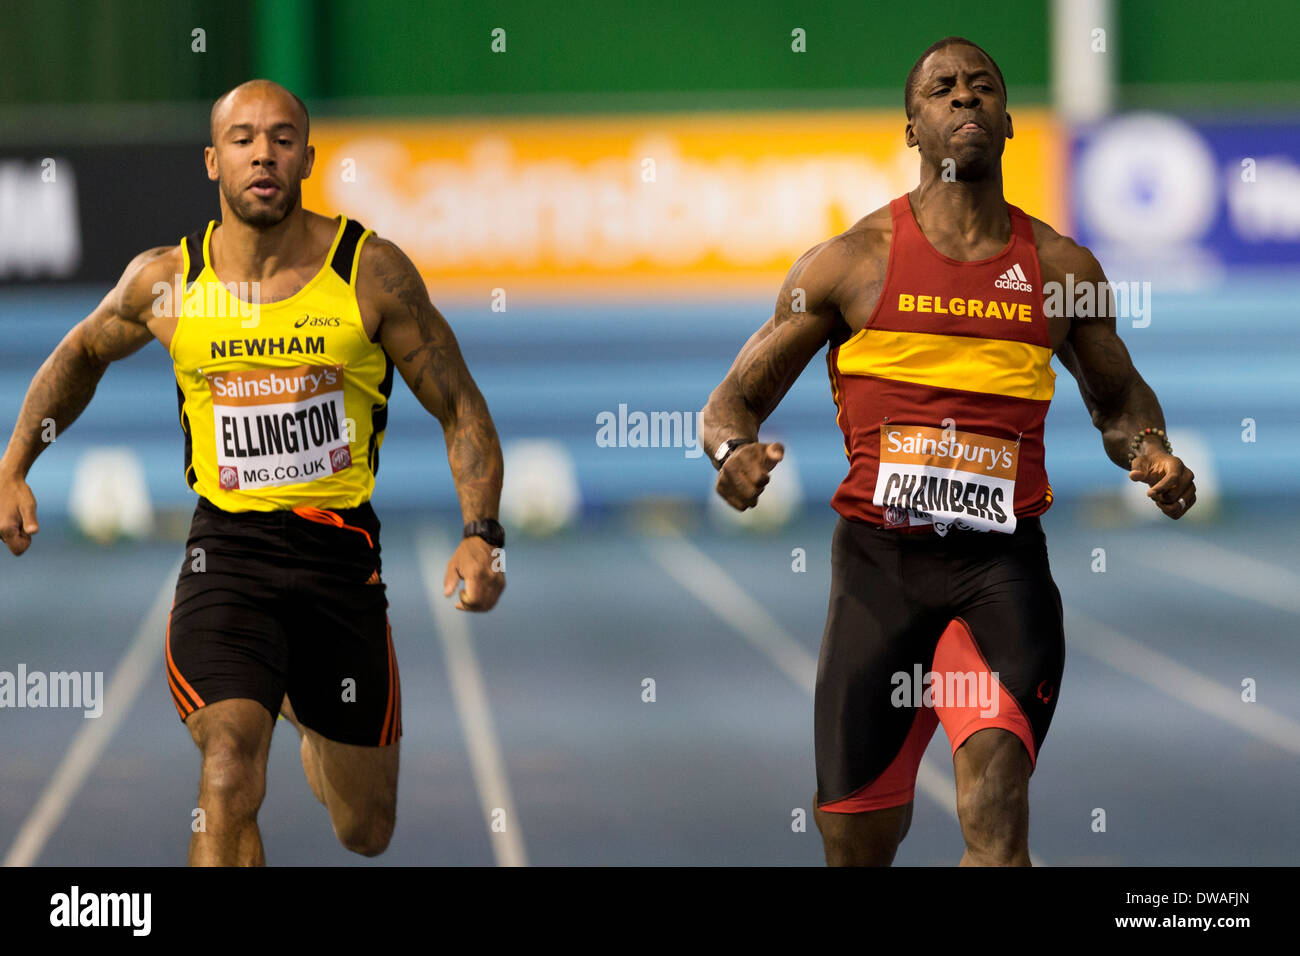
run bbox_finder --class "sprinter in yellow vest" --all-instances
[0,80,505,865]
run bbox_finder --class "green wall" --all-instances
[4,0,254,104]
[1117,0,1297,105]
[3,0,1048,107]
[3,0,1295,110]
[317,0,1048,104]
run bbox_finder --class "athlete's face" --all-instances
[904,45,1012,181]
[205,89,315,228]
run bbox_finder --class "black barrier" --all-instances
[0,865,1282,941]
[0,143,215,285]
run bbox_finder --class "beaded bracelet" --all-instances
[1128,427,1172,463]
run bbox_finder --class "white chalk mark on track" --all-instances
[5,574,174,867]
[417,530,527,867]
[1065,605,1300,756]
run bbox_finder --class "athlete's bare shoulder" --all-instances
[115,245,184,324]
[354,233,425,309]
[70,245,179,363]
[838,203,893,258]
[807,203,893,331]
[1028,216,1104,284]
[787,203,892,304]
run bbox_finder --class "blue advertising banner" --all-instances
[1070,114,1300,278]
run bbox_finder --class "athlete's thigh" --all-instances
[167,505,291,725]
[286,581,400,813]
[935,525,1065,769]
[282,505,401,749]
[301,721,399,812]
[815,517,946,811]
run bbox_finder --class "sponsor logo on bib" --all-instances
[206,364,350,491]
[874,423,1018,535]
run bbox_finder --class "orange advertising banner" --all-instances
[300,111,1065,297]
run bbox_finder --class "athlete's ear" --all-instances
[204,145,219,182]
[302,143,315,180]
[1005,111,1014,140]
[905,118,918,149]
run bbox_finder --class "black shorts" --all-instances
[166,497,402,746]
[815,515,1065,812]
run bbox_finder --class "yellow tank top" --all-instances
[170,216,394,512]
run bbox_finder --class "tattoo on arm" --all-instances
[1,337,108,476]
[701,250,840,458]
[379,264,455,401]
[1,258,158,477]
[1048,238,1169,468]
[1066,319,1166,468]
[373,244,504,522]
[705,317,812,442]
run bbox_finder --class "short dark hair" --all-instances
[904,37,1006,119]
[210,79,310,143]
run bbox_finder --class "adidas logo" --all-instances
[994,262,1033,292]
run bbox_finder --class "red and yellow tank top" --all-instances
[169,216,394,512]
[827,194,1055,534]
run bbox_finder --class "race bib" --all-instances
[874,423,1018,535]
[206,365,352,491]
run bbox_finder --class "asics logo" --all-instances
[294,315,341,328]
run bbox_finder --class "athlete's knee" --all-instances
[814,796,909,866]
[198,737,267,816]
[334,804,395,857]
[193,711,270,815]
[955,769,1028,863]
[820,829,898,866]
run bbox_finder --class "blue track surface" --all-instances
[0,280,1296,865]
[0,501,1296,865]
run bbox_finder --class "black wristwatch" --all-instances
[463,518,505,549]
[713,437,756,471]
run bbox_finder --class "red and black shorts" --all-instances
[815,514,1065,812]
[166,497,402,747]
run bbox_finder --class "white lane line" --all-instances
[416,531,527,867]
[1064,605,1300,756]
[4,573,174,867]
[1141,534,1300,616]
[645,530,1043,866]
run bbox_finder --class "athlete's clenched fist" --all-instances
[443,535,505,611]
[1129,451,1197,519]
[0,473,39,556]
[715,441,785,511]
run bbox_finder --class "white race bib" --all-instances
[206,364,352,491]
[874,423,1018,535]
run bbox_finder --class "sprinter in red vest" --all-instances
[701,37,1196,866]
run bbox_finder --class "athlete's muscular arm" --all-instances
[701,241,847,510]
[0,248,172,555]
[1047,237,1197,518]
[361,238,504,611]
